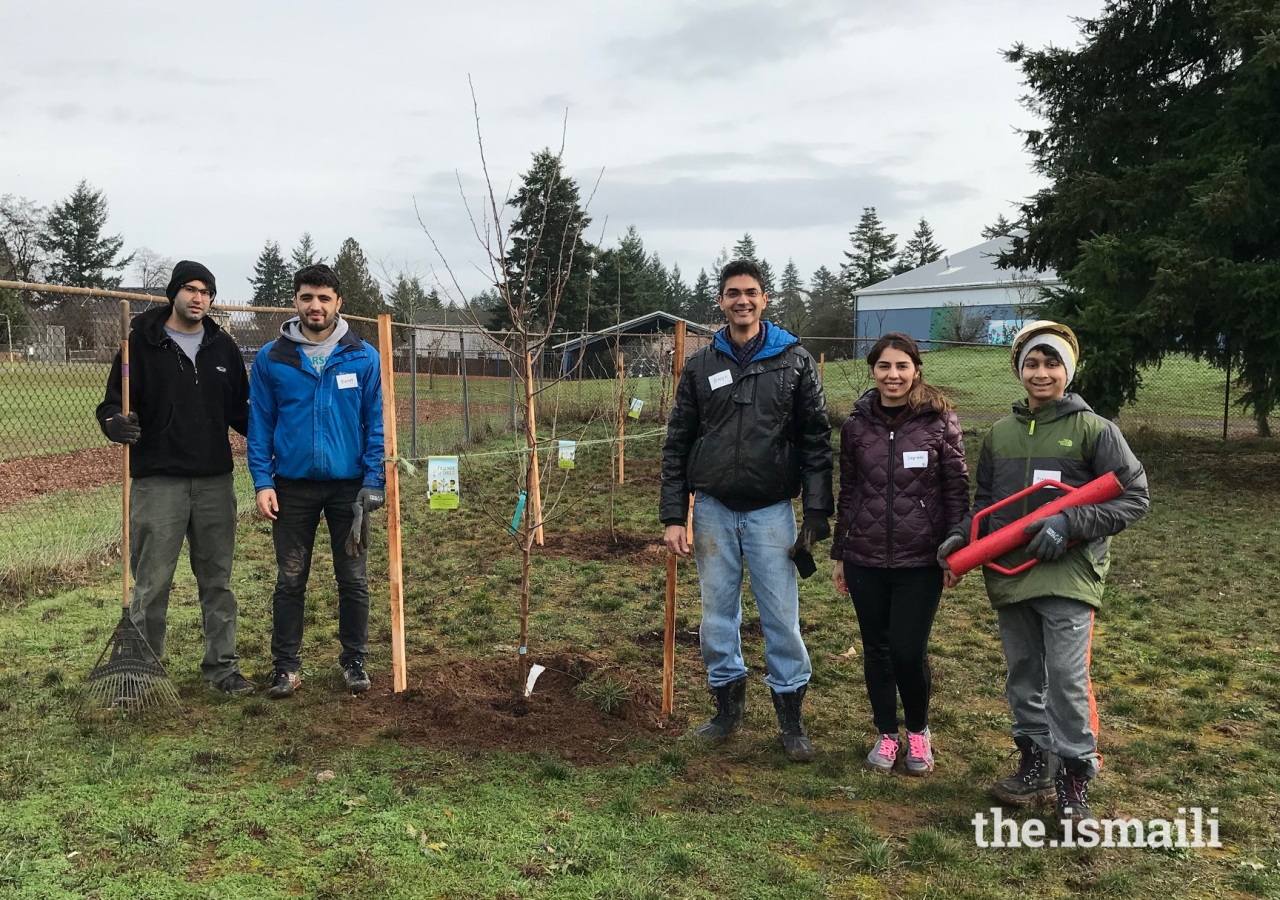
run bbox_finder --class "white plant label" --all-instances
[524,664,547,697]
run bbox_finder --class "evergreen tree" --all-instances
[732,233,759,262]
[594,226,666,326]
[39,180,133,288]
[668,263,693,317]
[981,214,1017,240]
[1004,0,1280,428]
[0,195,44,328]
[841,207,897,291]
[687,268,719,323]
[896,217,945,273]
[771,258,809,334]
[757,258,777,297]
[290,232,325,269]
[807,265,856,358]
[502,148,595,332]
[387,271,441,325]
[248,240,293,307]
[333,237,385,340]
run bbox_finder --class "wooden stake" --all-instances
[661,323,688,719]
[524,351,545,546]
[617,350,626,485]
[377,314,408,693]
[819,351,825,384]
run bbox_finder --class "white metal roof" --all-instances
[854,231,1059,298]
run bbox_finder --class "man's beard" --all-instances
[301,313,335,335]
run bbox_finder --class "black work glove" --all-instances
[104,411,140,444]
[1024,512,1070,561]
[936,534,966,572]
[789,515,830,580]
[344,488,385,558]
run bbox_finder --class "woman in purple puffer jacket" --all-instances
[831,332,969,776]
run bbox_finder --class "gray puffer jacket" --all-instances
[832,390,969,568]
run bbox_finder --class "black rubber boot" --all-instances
[769,685,815,763]
[692,676,746,742]
[990,735,1056,806]
[1055,757,1096,827]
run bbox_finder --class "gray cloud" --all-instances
[609,0,922,79]
[30,59,249,87]
[46,102,84,121]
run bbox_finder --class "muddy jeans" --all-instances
[269,477,369,673]
[128,473,242,683]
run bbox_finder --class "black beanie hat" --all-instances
[165,260,217,302]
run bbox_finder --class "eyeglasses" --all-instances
[181,285,214,299]
[722,288,762,300]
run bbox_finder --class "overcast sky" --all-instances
[1,0,1100,302]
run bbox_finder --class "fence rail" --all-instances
[0,280,1275,587]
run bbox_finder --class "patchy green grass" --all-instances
[0,422,1278,897]
[0,361,111,459]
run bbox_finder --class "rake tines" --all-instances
[79,608,182,718]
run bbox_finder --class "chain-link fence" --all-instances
[1,280,1275,590]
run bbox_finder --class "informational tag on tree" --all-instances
[427,456,460,510]
[557,440,577,469]
[627,398,644,420]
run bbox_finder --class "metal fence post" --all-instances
[459,330,471,446]
[410,327,418,461]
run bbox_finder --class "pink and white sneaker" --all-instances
[904,727,935,776]
[865,732,901,772]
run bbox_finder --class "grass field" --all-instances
[0,428,1278,898]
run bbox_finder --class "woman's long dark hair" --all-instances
[866,332,953,414]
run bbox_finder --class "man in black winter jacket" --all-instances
[95,260,254,695]
[661,259,834,761]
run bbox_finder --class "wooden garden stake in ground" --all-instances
[377,314,408,693]
[662,322,687,718]
[617,351,626,485]
[819,352,825,384]
[523,351,545,546]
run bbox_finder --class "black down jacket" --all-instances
[660,326,833,525]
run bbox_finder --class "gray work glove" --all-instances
[936,533,966,572]
[344,488,386,558]
[1024,512,1070,561]
[104,411,140,444]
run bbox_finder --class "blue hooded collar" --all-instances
[713,321,799,366]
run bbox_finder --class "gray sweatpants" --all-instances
[129,473,242,683]
[997,595,1100,778]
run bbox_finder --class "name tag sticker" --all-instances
[1033,469,1062,485]
[903,451,928,469]
[337,373,358,390]
[708,370,733,391]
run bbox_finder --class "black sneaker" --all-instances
[212,672,255,697]
[1055,758,1096,827]
[342,660,371,695]
[991,735,1056,806]
[266,669,301,700]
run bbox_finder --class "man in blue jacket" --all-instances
[248,264,385,698]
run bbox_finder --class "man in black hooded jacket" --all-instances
[95,260,254,695]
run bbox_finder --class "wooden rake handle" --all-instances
[120,300,131,610]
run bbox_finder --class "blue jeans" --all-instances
[691,492,811,693]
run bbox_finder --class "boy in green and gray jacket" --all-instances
[938,321,1149,827]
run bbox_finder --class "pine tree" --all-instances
[1004,0,1280,427]
[896,217,945,273]
[981,214,1017,240]
[687,269,718,323]
[668,263,693,316]
[503,148,595,332]
[39,180,133,288]
[290,232,325,269]
[841,207,897,291]
[771,258,809,334]
[757,258,777,297]
[594,226,665,325]
[333,237,385,340]
[807,265,855,358]
[248,240,293,307]
[387,272,431,325]
[732,233,759,262]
